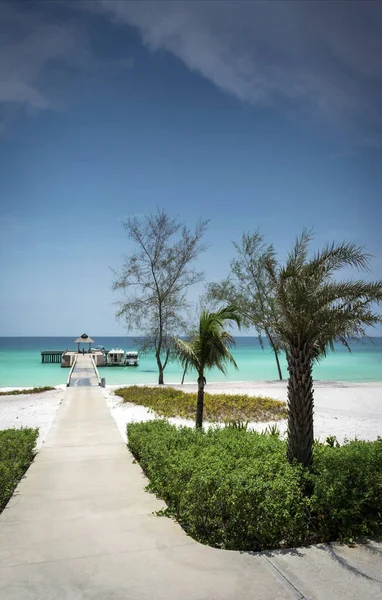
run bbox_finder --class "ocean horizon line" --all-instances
[2,335,382,339]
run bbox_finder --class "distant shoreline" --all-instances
[1,380,382,393]
[1,381,381,446]
[1,335,382,338]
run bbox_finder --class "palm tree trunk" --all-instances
[286,345,314,467]
[196,374,205,428]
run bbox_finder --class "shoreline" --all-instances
[103,380,382,445]
[1,381,381,448]
[2,379,382,393]
[0,387,65,449]
[106,379,382,388]
[0,384,67,393]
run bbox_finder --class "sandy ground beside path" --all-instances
[0,387,65,449]
[104,380,382,444]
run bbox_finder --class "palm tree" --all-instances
[179,323,199,384]
[174,306,241,428]
[265,230,382,467]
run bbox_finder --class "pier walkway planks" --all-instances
[0,355,381,599]
[69,353,99,387]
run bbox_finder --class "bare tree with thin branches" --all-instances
[207,231,283,379]
[113,209,209,384]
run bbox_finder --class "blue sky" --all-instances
[1,0,381,336]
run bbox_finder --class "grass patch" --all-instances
[0,428,39,512]
[115,386,287,422]
[0,386,55,396]
[128,421,382,551]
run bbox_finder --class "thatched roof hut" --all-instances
[74,334,94,352]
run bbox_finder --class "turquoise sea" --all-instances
[0,337,381,388]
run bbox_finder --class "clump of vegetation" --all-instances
[0,386,55,397]
[0,428,39,512]
[310,438,382,541]
[127,421,382,551]
[115,386,287,422]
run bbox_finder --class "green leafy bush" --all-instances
[0,387,55,396]
[0,428,39,512]
[115,386,287,422]
[128,421,382,550]
[309,439,382,541]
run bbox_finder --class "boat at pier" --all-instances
[105,348,139,366]
[106,348,125,366]
[124,351,139,366]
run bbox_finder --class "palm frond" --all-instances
[285,228,314,275]
[270,230,382,362]
[174,306,240,377]
[308,241,371,277]
[172,338,200,371]
[210,305,241,328]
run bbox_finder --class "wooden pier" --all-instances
[41,350,106,367]
[41,351,64,364]
[41,335,106,367]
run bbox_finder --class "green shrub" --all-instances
[116,386,287,422]
[310,439,382,541]
[0,387,55,396]
[127,421,382,551]
[0,428,39,512]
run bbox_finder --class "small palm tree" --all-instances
[265,230,382,467]
[174,306,241,428]
[179,323,199,384]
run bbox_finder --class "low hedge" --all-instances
[0,387,55,396]
[115,386,287,422]
[127,420,382,551]
[0,428,39,512]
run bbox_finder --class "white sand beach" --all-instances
[103,380,382,444]
[1,381,381,448]
[0,386,65,448]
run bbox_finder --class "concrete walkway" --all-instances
[0,356,381,599]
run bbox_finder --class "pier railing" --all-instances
[41,351,64,364]
[66,355,77,387]
[90,354,102,386]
